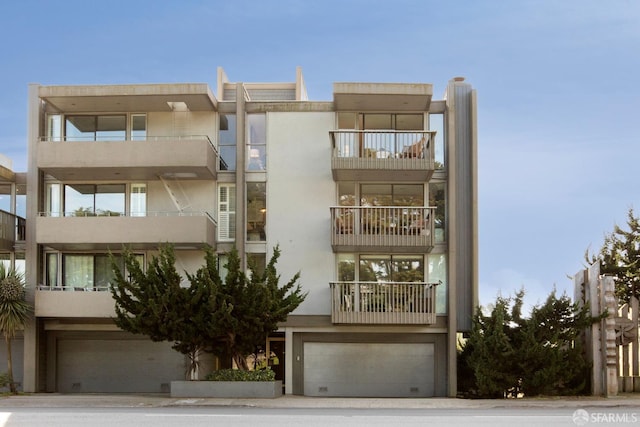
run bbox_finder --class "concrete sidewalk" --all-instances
[0,394,640,410]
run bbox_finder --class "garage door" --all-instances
[57,339,185,393]
[303,342,434,397]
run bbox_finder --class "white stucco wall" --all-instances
[266,111,335,315]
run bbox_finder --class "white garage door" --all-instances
[57,339,185,393]
[303,342,434,397]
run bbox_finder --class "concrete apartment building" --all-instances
[4,67,477,397]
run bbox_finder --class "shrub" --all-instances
[0,372,12,391]
[205,368,276,382]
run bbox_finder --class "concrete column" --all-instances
[445,80,458,398]
[235,84,246,264]
[23,83,41,392]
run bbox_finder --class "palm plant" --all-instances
[0,264,31,394]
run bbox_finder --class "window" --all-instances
[247,183,266,241]
[359,255,424,283]
[219,114,236,171]
[337,253,446,314]
[64,184,125,216]
[218,184,236,241]
[360,184,424,207]
[50,253,143,290]
[46,253,58,287]
[131,114,147,141]
[429,113,445,168]
[429,182,445,243]
[247,253,266,278]
[65,115,126,141]
[428,254,447,314]
[130,183,147,217]
[0,184,10,212]
[247,114,266,171]
[47,114,62,142]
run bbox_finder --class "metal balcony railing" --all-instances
[330,130,435,159]
[330,281,439,324]
[331,206,435,250]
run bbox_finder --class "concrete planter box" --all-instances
[170,380,282,398]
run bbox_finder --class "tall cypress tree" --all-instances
[111,244,306,375]
[459,290,603,398]
[587,208,640,303]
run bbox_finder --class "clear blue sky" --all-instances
[1,0,639,308]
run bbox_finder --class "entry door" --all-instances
[267,337,285,391]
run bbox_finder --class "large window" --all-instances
[219,114,236,171]
[429,182,445,243]
[46,114,146,142]
[247,183,266,241]
[48,253,143,290]
[360,184,424,207]
[247,114,266,171]
[45,183,146,217]
[337,253,447,314]
[65,115,126,141]
[359,255,424,283]
[429,113,445,168]
[64,184,125,216]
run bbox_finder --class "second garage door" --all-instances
[303,342,435,397]
[57,339,185,393]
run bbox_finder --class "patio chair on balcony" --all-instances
[401,136,425,158]
[336,214,354,234]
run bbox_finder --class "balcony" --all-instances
[36,211,216,250]
[0,210,25,251]
[330,281,438,325]
[331,206,435,253]
[330,131,435,181]
[37,136,218,181]
[35,286,115,318]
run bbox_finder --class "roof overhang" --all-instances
[0,165,15,183]
[40,83,217,113]
[333,82,433,112]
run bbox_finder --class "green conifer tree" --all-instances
[586,208,640,303]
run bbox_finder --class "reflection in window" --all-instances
[219,114,236,171]
[428,254,447,314]
[429,182,445,243]
[360,184,423,207]
[0,184,10,212]
[247,114,266,171]
[359,255,423,283]
[131,114,147,141]
[247,253,266,279]
[64,184,125,216]
[65,115,126,141]
[337,254,355,281]
[47,114,62,142]
[429,113,445,168]
[247,183,266,241]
